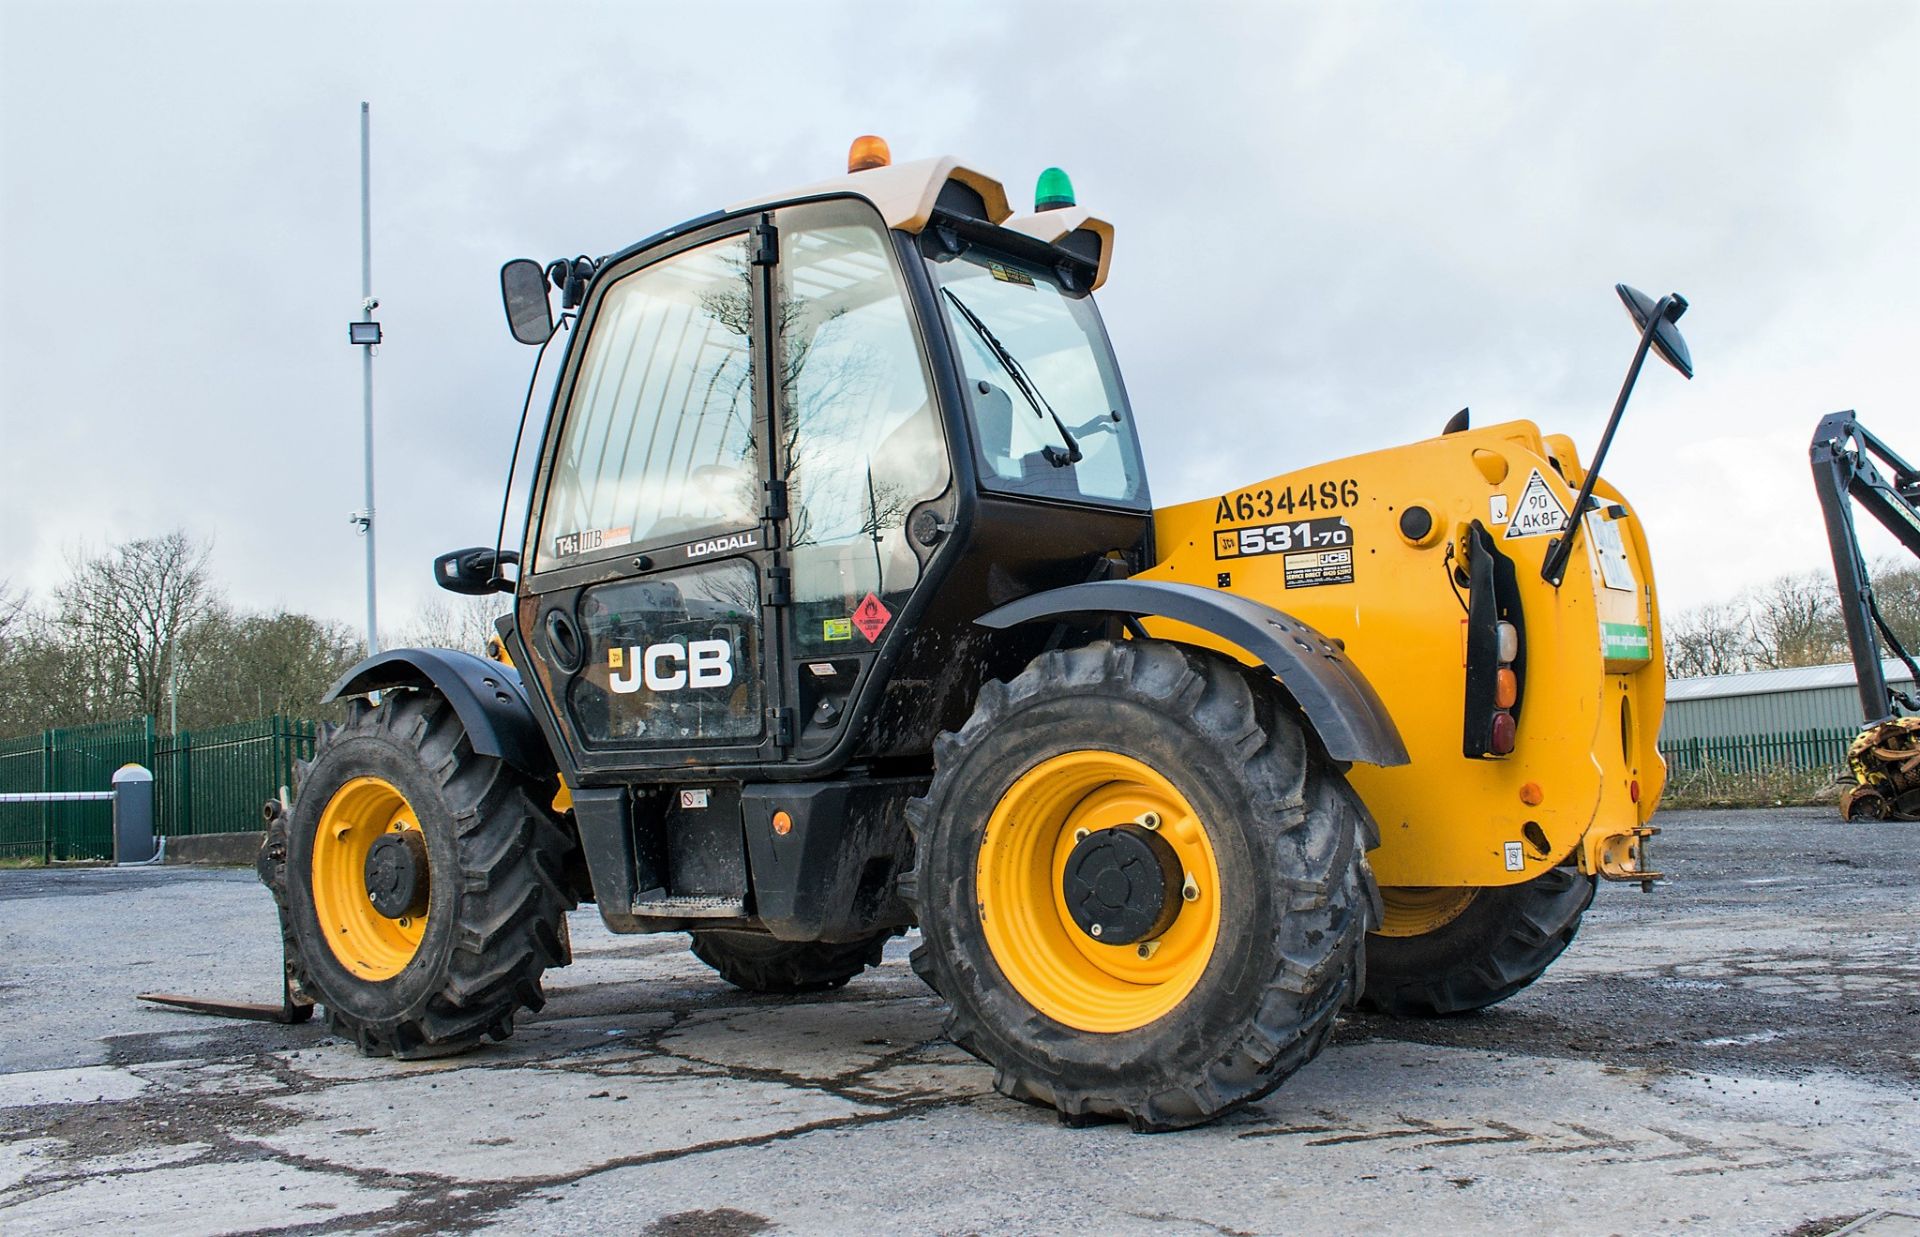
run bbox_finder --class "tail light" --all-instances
[1462,524,1525,758]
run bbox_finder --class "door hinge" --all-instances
[769,706,795,748]
[762,477,789,522]
[751,216,779,267]
[763,564,792,607]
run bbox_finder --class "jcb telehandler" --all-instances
[210,140,1688,1130]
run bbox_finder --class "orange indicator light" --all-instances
[1495,668,1518,710]
[1519,782,1543,806]
[772,810,793,836]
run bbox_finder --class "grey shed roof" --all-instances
[1666,659,1917,702]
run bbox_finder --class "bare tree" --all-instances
[0,579,24,644]
[54,531,220,724]
[1866,560,1920,656]
[180,609,364,725]
[393,595,510,655]
[1664,599,1754,678]
[1747,571,1849,669]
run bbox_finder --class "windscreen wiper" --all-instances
[942,287,1081,467]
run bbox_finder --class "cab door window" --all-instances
[776,204,948,656]
[536,234,758,570]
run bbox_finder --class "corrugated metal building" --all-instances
[1661,659,1916,742]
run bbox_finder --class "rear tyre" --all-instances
[283,691,576,1058]
[1360,867,1595,1017]
[689,929,896,994]
[903,640,1375,1132]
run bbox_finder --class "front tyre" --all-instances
[904,640,1375,1132]
[284,691,576,1057]
[1360,867,1596,1017]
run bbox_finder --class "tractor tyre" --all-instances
[282,690,576,1058]
[1360,866,1596,1017]
[689,929,897,994]
[901,639,1375,1132]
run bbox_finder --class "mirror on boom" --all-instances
[1539,283,1693,586]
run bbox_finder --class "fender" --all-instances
[977,580,1410,767]
[323,648,556,781]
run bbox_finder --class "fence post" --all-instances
[180,729,194,837]
[40,728,54,864]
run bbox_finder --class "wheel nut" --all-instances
[1136,811,1160,830]
[1089,923,1103,938]
[1073,828,1089,842]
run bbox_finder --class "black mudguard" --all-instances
[977,580,1410,767]
[323,648,556,781]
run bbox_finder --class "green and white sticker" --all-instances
[822,618,853,642]
[1601,622,1651,660]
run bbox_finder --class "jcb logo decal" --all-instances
[608,640,733,694]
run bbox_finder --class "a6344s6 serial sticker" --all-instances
[1215,516,1356,589]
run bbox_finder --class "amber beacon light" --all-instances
[847,135,892,172]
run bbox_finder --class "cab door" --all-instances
[517,222,788,778]
[762,199,954,762]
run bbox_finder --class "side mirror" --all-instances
[434,546,519,595]
[501,259,553,346]
[1616,284,1693,379]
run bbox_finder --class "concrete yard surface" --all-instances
[0,806,1915,1234]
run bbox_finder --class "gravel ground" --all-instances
[0,805,1915,1235]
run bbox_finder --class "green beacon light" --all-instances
[1034,166,1076,211]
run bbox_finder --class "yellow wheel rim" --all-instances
[976,751,1221,1033]
[1374,886,1478,938]
[311,776,429,980]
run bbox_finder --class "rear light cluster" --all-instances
[1490,620,1520,755]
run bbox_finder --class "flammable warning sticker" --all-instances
[1283,548,1354,589]
[1504,469,1569,539]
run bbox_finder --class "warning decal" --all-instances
[1503,469,1569,539]
[852,593,891,643]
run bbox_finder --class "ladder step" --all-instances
[630,895,748,919]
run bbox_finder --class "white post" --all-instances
[359,101,380,656]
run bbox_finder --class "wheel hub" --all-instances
[364,829,429,920]
[1061,823,1182,946]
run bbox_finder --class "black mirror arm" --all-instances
[1539,295,1671,587]
[488,315,571,596]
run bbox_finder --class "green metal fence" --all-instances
[155,716,318,838]
[0,714,318,862]
[1657,726,1858,801]
[0,718,153,862]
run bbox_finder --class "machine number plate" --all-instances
[1282,548,1354,589]
[1214,516,1352,561]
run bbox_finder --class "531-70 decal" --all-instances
[1215,516,1352,560]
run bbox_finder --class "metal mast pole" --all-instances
[359,101,380,655]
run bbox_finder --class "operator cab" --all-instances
[493,141,1152,792]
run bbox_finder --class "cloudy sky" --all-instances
[2,1,1915,640]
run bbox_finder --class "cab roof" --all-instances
[721,154,1115,291]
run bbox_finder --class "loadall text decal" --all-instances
[685,532,759,559]
[608,640,734,693]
